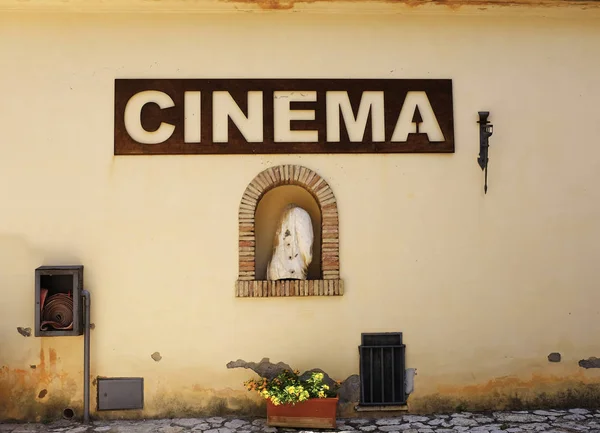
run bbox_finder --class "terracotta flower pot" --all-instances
[267,397,339,429]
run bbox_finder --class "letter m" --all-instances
[326,91,385,142]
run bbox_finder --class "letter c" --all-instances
[124,90,175,144]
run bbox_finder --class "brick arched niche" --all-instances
[236,165,343,297]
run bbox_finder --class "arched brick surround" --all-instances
[236,165,343,297]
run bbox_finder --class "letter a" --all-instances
[391,91,444,142]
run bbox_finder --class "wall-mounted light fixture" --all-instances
[477,111,494,194]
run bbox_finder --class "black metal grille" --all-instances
[359,332,406,406]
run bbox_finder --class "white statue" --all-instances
[267,204,313,280]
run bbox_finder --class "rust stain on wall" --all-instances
[0,348,79,422]
[410,372,600,414]
[223,0,600,11]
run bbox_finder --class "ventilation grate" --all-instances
[359,332,406,406]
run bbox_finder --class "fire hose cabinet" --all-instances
[35,265,84,337]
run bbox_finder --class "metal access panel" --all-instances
[97,378,144,411]
[35,266,84,337]
[359,332,406,406]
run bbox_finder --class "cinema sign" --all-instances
[114,79,454,155]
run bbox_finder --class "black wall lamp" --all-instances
[477,111,494,194]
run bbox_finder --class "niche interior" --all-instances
[236,165,342,297]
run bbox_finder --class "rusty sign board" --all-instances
[114,79,454,155]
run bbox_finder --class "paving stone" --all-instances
[358,426,377,432]
[469,426,494,432]
[520,423,550,430]
[404,417,431,423]
[93,428,111,432]
[377,419,403,426]
[66,428,90,433]
[410,423,429,429]
[349,420,370,425]
[533,411,559,417]
[494,414,547,423]
[12,429,42,433]
[191,424,211,431]
[0,425,22,433]
[571,409,592,415]
[552,421,591,431]
[450,418,478,427]
[159,427,184,433]
[428,420,445,426]
[564,415,588,421]
[205,418,225,425]
[474,417,494,423]
[223,421,248,429]
[173,420,206,428]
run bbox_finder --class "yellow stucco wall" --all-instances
[1,3,600,421]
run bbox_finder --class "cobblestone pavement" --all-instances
[2,409,600,433]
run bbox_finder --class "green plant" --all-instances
[244,370,338,406]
